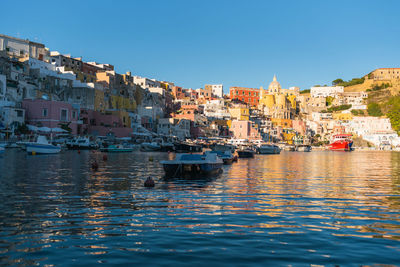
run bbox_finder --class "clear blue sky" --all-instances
[1,0,400,92]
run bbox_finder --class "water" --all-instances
[0,150,400,266]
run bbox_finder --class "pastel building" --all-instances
[22,99,79,134]
[205,84,223,98]
[230,120,261,140]
[310,86,344,98]
[229,86,259,106]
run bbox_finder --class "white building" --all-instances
[0,34,48,60]
[208,84,223,98]
[157,118,191,140]
[310,86,344,98]
[203,99,230,119]
[0,106,25,131]
[349,116,393,136]
[311,112,333,122]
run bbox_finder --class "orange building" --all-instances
[229,87,259,106]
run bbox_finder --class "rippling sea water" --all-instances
[0,149,400,266]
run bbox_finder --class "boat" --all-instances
[0,144,5,154]
[66,136,97,150]
[174,142,202,153]
[329,134,353,151]
[258,144,281,154]
[237,145,256,158]
[205,150,235,165]
[100,144,136,153]
[160,153,223,178]
[283,145,296,151]
[212,143,236,153]
[140,142,161,152]
[26,136,61,154]
[296,145,312,152]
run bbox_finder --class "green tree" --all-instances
[351,109,359,115]
[332,79,344,86]
[367,103,383,117]
[326,96,334,106]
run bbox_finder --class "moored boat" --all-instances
[329,134,353,151]
[140,142,161,152]
[174,142,202,153]
[296,145,312,152]
[26,136,61,154]
[205,150,235,165]
[100,144,137,153]
[160,153,223,178]
[66,137,97,150]
[237,145,256,158]
[258,144,281,154]
[0,144,5,154]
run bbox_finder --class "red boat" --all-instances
[329,134,353,151]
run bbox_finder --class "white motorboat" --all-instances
[258,144,281,154]
[140,142,161,152]
[26,136,61,154]
[66,136,97,150]
[296,145,312,152]
[160,153,223,178]
[205,150,235,164]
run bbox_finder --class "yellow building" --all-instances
[229,107,250,121]
[271,118,292,128]
[333,112,353,121]
[94,89,107,111]
[110,110,131,128]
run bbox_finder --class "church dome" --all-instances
[268,75,281,93]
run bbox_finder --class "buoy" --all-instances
[78,150,81,154]
[144,177,155,188]
[149,156,154,162]
[32,151,36,156]
[91,161,99,171]
[103,154,108,161]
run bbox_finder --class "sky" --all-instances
[1,0,400,93]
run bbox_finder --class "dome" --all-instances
[268,75,281,94]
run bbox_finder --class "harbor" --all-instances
[0,149,399,265]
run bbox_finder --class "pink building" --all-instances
[22,99,79,134]
[79,109,133,137]
[230,120,261,140]
[292,120,306,136]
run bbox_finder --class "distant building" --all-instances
[368,68,400,80]
[229,87,259,106]
[310,86,344,98]
[205,84,223,98]
[0,34,48,61]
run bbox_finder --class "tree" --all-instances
[351,109,359,115]
[332,79,345,86]
[326,96,334,106]
[367,103,383,117]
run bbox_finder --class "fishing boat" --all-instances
[258,144,281,154]
[237,145,256,158]
[205,150,235,165]
[26,136,61,154]
[100,144,137,153]
[296,145,312,152]
[329,134,353,151]
[160,153,223,178]
[66,136,97,150]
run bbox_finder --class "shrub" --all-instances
[367,103,383,117]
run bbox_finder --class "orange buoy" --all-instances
[78,150,81,154]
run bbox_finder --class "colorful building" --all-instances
[229,86,259,106]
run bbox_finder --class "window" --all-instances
[72,111,77,119]
[16,110,23,117]
[42,108,48,117]
[60,109,68,121]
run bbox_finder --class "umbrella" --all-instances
[27,125,38,131]
[38,127,51,132]
[51,127,68,133]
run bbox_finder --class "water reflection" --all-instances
[0,150,399,265]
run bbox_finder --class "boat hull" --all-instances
[163,163,223,178]
[238,150,255,158]
[66,144,96,150]
[329,141,353,151]
[258,146,281,154]
[26,144,61,154]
